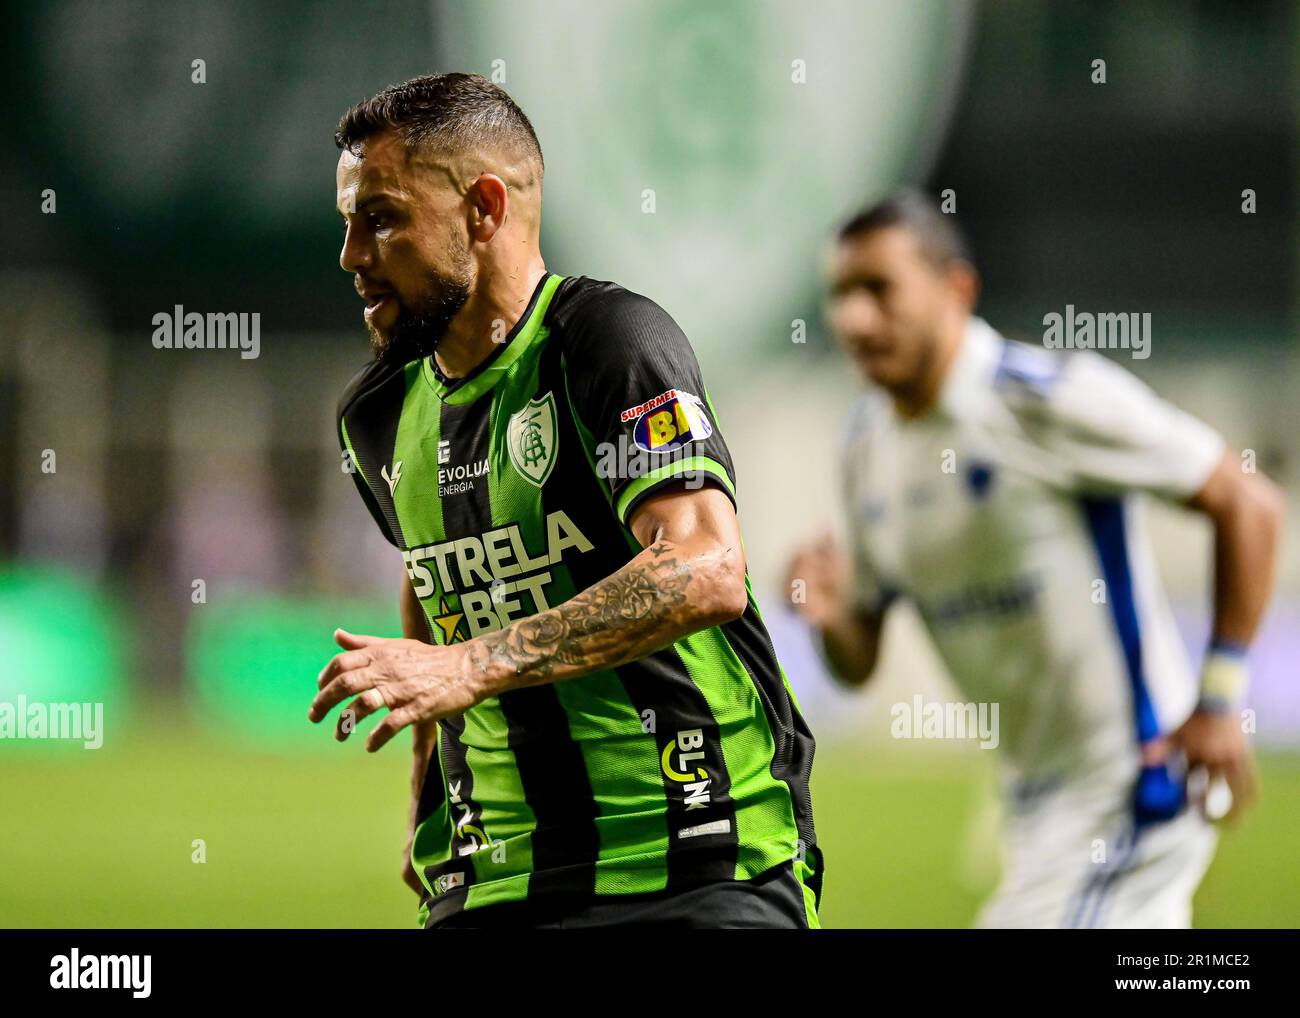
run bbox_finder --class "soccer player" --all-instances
[789,191,1284,928]
[310,73,822,929]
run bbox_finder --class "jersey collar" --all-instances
[421,272,565,405]
[932,315,1003,421]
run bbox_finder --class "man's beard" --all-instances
[369,270,471,367]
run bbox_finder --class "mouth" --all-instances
[361,291,395,322]
[849,340,888,360]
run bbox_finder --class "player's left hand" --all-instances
[1167,708,1259,824]
[309,628,484,751]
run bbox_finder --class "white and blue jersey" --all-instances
[842,316,1224,926]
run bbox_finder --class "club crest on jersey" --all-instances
[626,388,713,453]
[966,460,996,500]
[507,391,558,487]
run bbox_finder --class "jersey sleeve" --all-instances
[562,287,738,529]
[1002,349,1226,501]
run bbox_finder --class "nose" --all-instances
[339,221,374,275]
[830,290,882,340]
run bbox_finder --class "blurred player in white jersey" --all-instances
[789,191,1285,928]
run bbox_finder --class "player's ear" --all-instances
[469,173,509,242]
[948,259,980,312]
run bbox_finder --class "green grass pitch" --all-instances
[1,723,1295,928]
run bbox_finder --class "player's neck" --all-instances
[891,321,967,420]
[434,258,549,379]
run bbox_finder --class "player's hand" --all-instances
[785,533,851,630]
[1167,708,1259,824]
[309,629,483,751]
[402,838,425,898]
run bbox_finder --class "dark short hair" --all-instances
[335,72,544,176]
[837,190,971,269]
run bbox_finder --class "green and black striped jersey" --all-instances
[337,272,822,927]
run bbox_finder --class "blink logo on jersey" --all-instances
[622,388,713,453]
[402,510,594,640]
[660,728,715,814]
[449,779,492,854]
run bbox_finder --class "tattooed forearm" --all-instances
[467,536,734,693]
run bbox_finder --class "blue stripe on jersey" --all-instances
[1062,821,1143,928]
[1079,496,1160,743]
[993,339,1062,394]
[1084,824,1142,928]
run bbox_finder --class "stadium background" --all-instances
[1,0,1296,927]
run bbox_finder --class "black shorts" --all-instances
[427,860,815,930]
